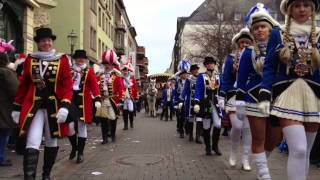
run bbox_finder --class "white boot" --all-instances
[253,152,271,180]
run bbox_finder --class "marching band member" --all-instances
[220,27,253,170]
[121,61,139,130]
[194,57,222,156]
[11,27,73,180]
[259,0,320,179]
[175,60,191,138]
[181,64,202,143]
[161,81,174,121]
[67,50,101,163]
[236,4,279,179]
[96,50,124,143]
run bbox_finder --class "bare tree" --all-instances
[183,0,243,67]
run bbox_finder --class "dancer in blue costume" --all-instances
[220,27,253,171]
[259,1,320,179]
[236,3,280,179]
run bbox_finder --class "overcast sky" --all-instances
[123,0,204,74]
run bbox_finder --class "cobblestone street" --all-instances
[1,112,320,180]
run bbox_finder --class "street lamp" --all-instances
[67,29,77,55]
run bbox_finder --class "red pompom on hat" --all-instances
[121,60,134,72]
[101,49,120,66]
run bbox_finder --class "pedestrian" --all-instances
[259,0,320,179]
[121,61,139,130]
[180,64,202,143]
[219,27,253,171]
[175,60,190,138]
[160,82,174,121]
[67,49,101,163]
[236,3,280,179]
[96,49,124,143]
[0,53,19,166]
[194,56,222,156]
[11,27,73,180]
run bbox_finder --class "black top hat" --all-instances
[190,64,200,71]
[34,27,57,42]
[72,50,88,59]
[203,56,217,65]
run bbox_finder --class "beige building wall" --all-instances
[24,0,57,53]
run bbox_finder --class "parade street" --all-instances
[0,111,319,180]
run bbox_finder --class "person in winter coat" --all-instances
[0,53,19,166]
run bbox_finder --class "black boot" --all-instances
[203,130,212,156]
[123,110,129,130]
[23,148,39,180]
[129,112,134,128]
[185,121,189,135]
[195,122,203,144]
[100,119,108,144]
[212,127,222,156]
[222,128,229,136]
[42,146,59,180]
[188,122,194,142]
[77,137,86,164]
[68,135,77,160]
[111,119,117,142]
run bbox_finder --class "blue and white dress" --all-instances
[260,26,320,123]
[181,75,197,122]
[220,54,240,112]
[236,44,268,118]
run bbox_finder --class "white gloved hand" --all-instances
[95,101,102,109]
[178,102,183,110]
[11,111,20,124]
[56,107,69,123]
[193,104,200,113]
[217,97,225,110]
[235,100,246,120]
[258,101,271,115]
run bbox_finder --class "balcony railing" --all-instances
[115,23,126,32]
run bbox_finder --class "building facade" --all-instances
[0,0,57,54]
[171,0,284,73]
[50,0,114,62]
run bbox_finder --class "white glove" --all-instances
[56,108,69,123]
[11,111,20,124]
[258,101,271,115]
[217,97,225,110]
[235,100,246,120]
[193,104,200,113]
[178,103,183,110]
[95,101,102,109]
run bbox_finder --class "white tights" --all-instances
[283,125,317,180]
[26,109,58,149]
[68,121,88,138]
[229,113,252,162]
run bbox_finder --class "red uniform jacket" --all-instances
[14,54,73,137]
[112,74,125,104]
[123,76,139,100]
[97,71,124,106]
[74,68,100,124]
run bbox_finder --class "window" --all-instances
[234,13,241,21]
[98,39,101,57]
[106,18,109,36]
[102,13,105,31]
[217,13,224,21]
[91,0,96,13]
[90,27,97,51]
[111,0,114,14]
[98,7,101,27]
[102,42,105,53]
